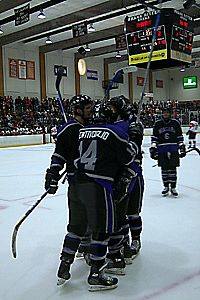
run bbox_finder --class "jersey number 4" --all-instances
[79,140,97,171]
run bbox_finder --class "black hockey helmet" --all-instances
[162,107,171,114]
[92,103,112,124]
[108,95,129,121]
[109,95,129,112]
[126,103,138,120]
[70,95,92,113]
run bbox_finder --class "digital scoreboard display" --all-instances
[125,8,194,69]
[126,25,167,65]
[170,10,193,63]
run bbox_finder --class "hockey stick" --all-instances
[185,147,200,155]
[11,190,49,258]
[55,66,68,123]
[104,66,138,100]
[136,1,162,123]
[11,169,66,258]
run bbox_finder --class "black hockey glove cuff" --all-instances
[179,144,186,158]
[45,168,60,194]
[149,146,158,160]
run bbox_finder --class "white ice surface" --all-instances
[0,135,200,300]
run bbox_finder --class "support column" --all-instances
[104,61,109,99]
[0,47,4,96]
[149,69,153,94]
[74,56,80,95]
[128,72,133,102]
[39,52,46,100]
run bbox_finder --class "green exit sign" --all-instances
[183,76,197,89]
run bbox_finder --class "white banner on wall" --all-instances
[87,69,98,80]
[18,60,27,79]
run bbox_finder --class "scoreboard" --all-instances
[125,9,194,69]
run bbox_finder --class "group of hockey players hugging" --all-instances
[44,94,188,291]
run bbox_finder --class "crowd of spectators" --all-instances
[139,99,200,128]
[0,95,200,136]
[0,95,69,136]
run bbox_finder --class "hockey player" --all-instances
[53,103,138,291]
[50,125,57,142]
[106,96,144,268]
[149,107,186,197]
[186,120,198,148]
[44,94,93,281]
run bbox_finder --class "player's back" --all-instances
[75,123,135,182]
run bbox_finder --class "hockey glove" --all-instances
[45,168,60,194]
[179,144,186,158]
[149,146,158,160]
[113,169,135,203]
[129,122,144,145]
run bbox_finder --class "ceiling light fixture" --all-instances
[115,51,122,59]
[78,59,86,75]
[46,36,52,44]
[85,44,91,52]
[180,66,185,72]
[37,8,46,19]
[78,47,86,56]
[0,26,3,34]
[88,23,96,32]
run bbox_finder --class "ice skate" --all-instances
[171,188,178,197]
[131,240,141,259]
[104,256,126,275]
[123,244,134,265]
[161,187,169,196]
[88,269,118,291]
[57,259,71,286]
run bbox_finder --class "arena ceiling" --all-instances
[0,0,200,60]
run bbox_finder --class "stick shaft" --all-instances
[11,169,67,258]
[136,4,162,123]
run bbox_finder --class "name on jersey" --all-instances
[79,130,110,140]
[158,127,176,134]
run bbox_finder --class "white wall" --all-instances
[3,44,40,98]
[168,67,200,101]
[2,42,200,102]
[0,134,50,147]
[80,56,104,99]
[152,69,170,101]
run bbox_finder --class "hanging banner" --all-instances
[115,35,127,50]
[18,60,27,79]
[87,69,98,80]
[72,22,88,38]
[137,76,144,86]
[15,4,30,26]
[26,61,35,80]
[9,58,18,78]
[156,79,163,88]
